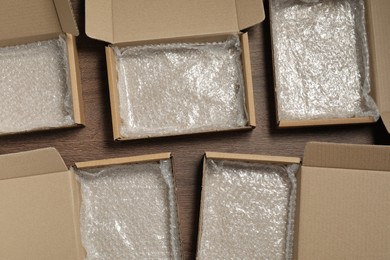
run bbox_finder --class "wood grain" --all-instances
[0,1,388,259]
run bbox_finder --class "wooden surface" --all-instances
[1,1,389,259]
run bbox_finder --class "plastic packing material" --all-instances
[113,34,247,139]
[270,0,379,121]
[199,159,299,260]
[74,160,181,260]
[0,34,74,134]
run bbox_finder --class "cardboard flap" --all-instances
[0,148,68,180]
[303,142,390,172]
[86,0,264,44]
[235,0,265,30]
[53,0,79,36]
[366,0,390,133]
[381,111,390,133]
[0,0,78,46]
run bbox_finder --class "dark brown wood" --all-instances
[0,1,388,259]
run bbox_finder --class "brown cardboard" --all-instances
[296,142,390,259]
[87,0,263,140]
[366,0,390,133]
[199,143,390,259]
[86,0,264,44]
[0,148,180,259]
[271,1,390,132]
[0,0,84,135]
[0,148,83,260]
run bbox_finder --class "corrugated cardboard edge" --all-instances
[303,142,390,172]
[196,152,301,259]
[107,34,255,141]
[366,0,390,133]
[53,0,79,36]
[241,33,256,127]
[0,148,67,180]
[105,47,122,140]
[235,0,265,30]
[75,153,172,169]
[66,34,85,125]
[279,117,375,128]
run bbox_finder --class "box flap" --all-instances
[366,0,390,133]
[381,111,390,132]
[0,148,68,180]
[296,166,390,259]
[86,0,264,44]
[0,171,83,260]
[0,0,78,46]
[303,142,390,172]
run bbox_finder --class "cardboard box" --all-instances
[85,0,265,141]
[198,142,390,259]
[0,0,84,135]
[269,0,390,132]
[0,149,181,259]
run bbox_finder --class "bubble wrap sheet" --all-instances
[198,159,299,260]
[0,35,74,134]
[113,35,247,139]
[270,0,379,121]
[75,160,181,260]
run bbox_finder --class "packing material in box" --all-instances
[269,0,390,132]
[0,0,84,136]
[0,149,181,260]
[86,0,265,140]
[197,143,390,259]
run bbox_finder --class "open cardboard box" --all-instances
[0,149,181,259]
[198,142,390,259]
[269,0,390,132]
[0,0,84,135]
[85,0,265,141]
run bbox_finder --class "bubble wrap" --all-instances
[270,0,379,121]
[0,34,74,134]
[74,160,181,260]
[113,35,247,139]
[198,159,299,260]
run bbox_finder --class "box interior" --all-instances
[270,0,379,125]
[74,154,182,260]
[106,33,255,140]
[197,153,300,259]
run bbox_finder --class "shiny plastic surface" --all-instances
[270,0,379,121]
[113,35,247,139]
[199,159,299,259]
[0,34,74,134]
[74,160,181,260]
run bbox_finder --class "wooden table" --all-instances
[1,1,388,259]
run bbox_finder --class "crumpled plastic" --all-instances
[113,35,247,139]
[270,0,379,121]
[0,34,74,134]
[198,159,299,259]
[74,160,181,260]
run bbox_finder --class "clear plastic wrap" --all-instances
[198,159,299,260]
[74,160,181,260]
[0,34,74,134]
[270,0,379,121]
[113,35,247,139]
